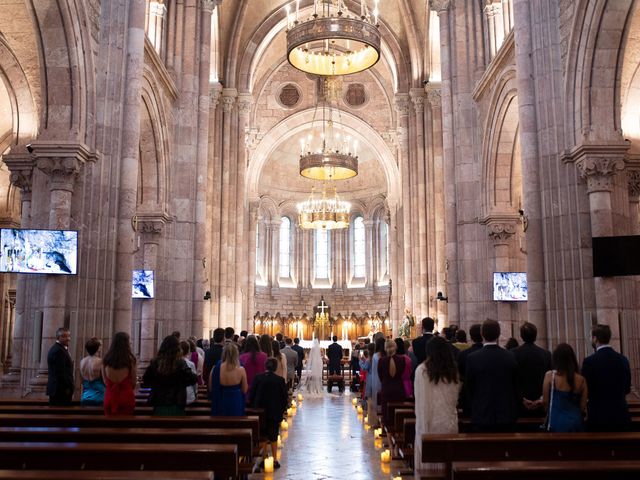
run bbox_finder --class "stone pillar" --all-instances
[114,0,147,334]
[394,94,413,313]
[512,0,548,345]
[135,213,169,369]
[1,151,33,388]
[364,220,375,287]
[192,0,216,340]
[565,143,628,346]
[430,0,460,325]
[246,200,259,327]
[31,142,95,383]
[484,216,519,340]
[410,88,428,318]
[426,87,445,324]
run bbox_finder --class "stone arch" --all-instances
[481,67,522,214]
[246,108,401,208]
[30,0,96,144]
[138,72,170,210]
[564,0,634,147]
[231,1,412,93]
[620,1,640,154]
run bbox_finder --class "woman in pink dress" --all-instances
[102,332,137,416]
[395,338,413,398]
[239,335,267,399]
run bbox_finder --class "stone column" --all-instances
[512,0,548,345]
[246,200,259,328]
[484,216,519,340]
[114,0,147,334]
[410,88,428,318]
[364,220,375,287]
[31,142,94,381]
[1,151,33,388]
[394,94,413,312]
[135,213,169,369]
[430,0,460,325]
[564,143,628,346]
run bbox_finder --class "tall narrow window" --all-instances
[279,217,291,278]
[315,229,330,279]
[353,217,366,278]
[380,221,389,280]
[255,225,261,276]
[145,1,166,55]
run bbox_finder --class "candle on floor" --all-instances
[280,420,288,430]
[374,438,383,449]
[297,393,303,402]
[291,399,297,408]
[380,449,391,463]
[277,435,282,448]
[352,398,358,406]
[286,407,293,416]
[374,427,382,439]
[356,405,363,414]
[264,456,274,473]
[392,477,402,480]
[364,415,368,424]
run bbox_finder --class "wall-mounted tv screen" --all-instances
[0,228,78,275]
[493,272,527,301]
[132,270,155,299]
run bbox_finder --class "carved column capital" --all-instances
[30,141,97,192]
[134,211,173,236]
[393,93,410,116]
[426,87,442,107]
[3,151,34,200]
[409,88,426,113]
[221,88,238,113]
[481,215,520,246]
[201,0,221,13]
[236,93,253,115]
[563,142,629,194]
[628,170,640,200]
[210,82,223,108]
[429,0,451,14]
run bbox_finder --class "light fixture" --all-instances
[297,184,351,230]
[299,76,358,181]
[286,0,381,76]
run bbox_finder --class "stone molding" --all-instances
[201,0,222,13]
[237,93,253,115]
[245,127,263,152]
[563,142,629,194]
[409,88,426,113]
[133,211,173,235]
[221,88,238,113]
[429,0,451,14]
[30,141,97,193]
[3,152,34,199]
[426,87,442,108]
[210,82,223,108]
[480,214,520,245]
[628,170,640,199]
[393,93,410,116]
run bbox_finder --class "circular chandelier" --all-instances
[299,76,358,181]
[297,185,351,230]
[285,0,381,76]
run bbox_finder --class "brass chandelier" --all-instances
[285,0,381,76]
[297,184,351,230]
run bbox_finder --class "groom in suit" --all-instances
[582,324,631,432]
[465,319,518,432]
[327,336,343,375]
[47,327,75,406]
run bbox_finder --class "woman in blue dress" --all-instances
[79,337,105,406]
[543,343,588,432]
[210,343,248,416]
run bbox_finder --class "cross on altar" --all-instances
[317,298,329,315]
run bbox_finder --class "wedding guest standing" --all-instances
[210,343,248,416]
[47,327,74,406]
[239,335,267,395]
[102,332,137,416]
[80,337,104,406]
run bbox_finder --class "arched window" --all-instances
[145,1,167,55]
[279,217,291,278]
[379,220,389,281]
[315,229,330,279]
[353,217,366,278]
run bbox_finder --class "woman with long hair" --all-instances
[395,337,413,398]
[239,335,267,398]
[80,337,105,406]
[378,339,408,429]
[259,334,273,358]
[365,336,386,428]
[143,334,197,416]
[180,341,198,405]
[210,343,248,416]
[102,332,136,415]
[414,336,460,473]
[543,343,587,432]
[272,339,287,380]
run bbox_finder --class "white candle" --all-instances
[361,0,365,17]
[285,4,291,28]
[264,456,274,473]
[296,0,299,21]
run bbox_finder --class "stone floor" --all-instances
[251,389,408,480]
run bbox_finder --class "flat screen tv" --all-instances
[493,272,527,301]
[0,228,78,275]
[592,235,640,277]
[132,270,155,299]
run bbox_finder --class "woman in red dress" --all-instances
[102,331,137,415]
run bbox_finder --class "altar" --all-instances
[299,339,352,351]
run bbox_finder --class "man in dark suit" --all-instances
[47,327,75,406]
[465,319,518,432]
[457,323,483,416]
[204,328,224,386]
[512,322,552,416]
[327,335,343,375]
[582,324,631,432]
[411,317,435,368]
[291,337,305,385]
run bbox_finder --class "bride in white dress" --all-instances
[303,339,324,396]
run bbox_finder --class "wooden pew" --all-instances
[451,460,640,479]
[0,472,215,480]
[421,432,640,479]
[0,442,237,478]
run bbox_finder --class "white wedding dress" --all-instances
[303,339,324,397]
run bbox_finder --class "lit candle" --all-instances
[298,393,303,402]
[285,4,291,29]
[287,407,293,416]
[291,399,297,408]
[277,435,282,448]
[264,456,274,473]
[364,415,369,424]
[360,0,365,17]
[374,438,383,449]
[380,449,391,463]
[352,398,358,406]
[357,405,363,414]
[296,0,299,21]
[374,427,382,439]
[280,420,289,430]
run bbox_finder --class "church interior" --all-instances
[0,0,639,477]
